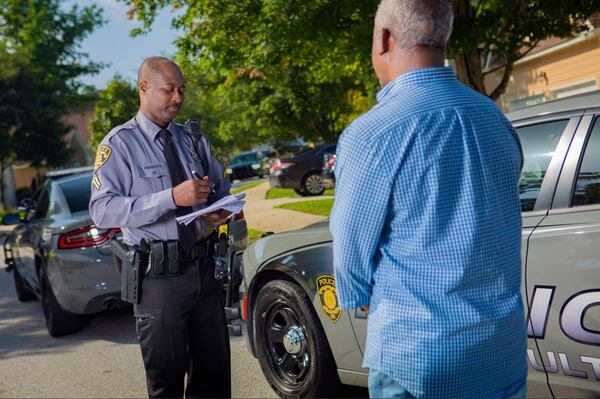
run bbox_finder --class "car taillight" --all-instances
[243,294,248,321]
[271,160,294,171]
[58,226,121,249]
[326,155,336,168]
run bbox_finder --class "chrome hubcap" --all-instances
[305,175,322,194]
[283,326,305,355]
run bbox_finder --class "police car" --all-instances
[237,91,600,397]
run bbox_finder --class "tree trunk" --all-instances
[451,0,487,96]
[453,50,487,95]
[0,159,6,210]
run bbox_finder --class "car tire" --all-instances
[254,280,341,398]
[13,267,36,302]
[293,188,306,196]
[301,173,325,196]
[39,268,84,337]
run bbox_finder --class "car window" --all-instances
[31,188,49,220]
[572,118,600,207]
[515,120,568,212]
[58,175,92,213]
[231,152,260,164]
[316,145,337,157]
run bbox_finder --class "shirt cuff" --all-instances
[158,188,177,212]
[336,284,372,310]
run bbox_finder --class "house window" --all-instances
[552,79,597,100]
[510,94,545,112]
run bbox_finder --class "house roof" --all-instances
[484,14,599,72]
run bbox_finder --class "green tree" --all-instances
[0,0,104,206]
[122,0,600,144]
[123,0,379,144]
[450,0,600,100]
[89,76,139,149]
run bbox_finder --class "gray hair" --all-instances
[375,0,453,49]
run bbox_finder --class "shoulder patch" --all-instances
[92,174,101,190]
[94,145,112,173]
[317,275,341,324]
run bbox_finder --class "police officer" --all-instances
[89,56,231,398]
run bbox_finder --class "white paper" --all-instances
[176,193,246,225]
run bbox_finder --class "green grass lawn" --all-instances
[274,198,334,217]
[230,180,264,194]
[265,187,334,200]
[248,228,264,244]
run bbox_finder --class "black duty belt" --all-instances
[146,238,212,276]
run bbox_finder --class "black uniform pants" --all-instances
[134,256,231,398]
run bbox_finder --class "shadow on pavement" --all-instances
[0,267,138,361]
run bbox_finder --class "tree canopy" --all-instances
[89,75,139,149]
[450,0,600,99]
[0,0,104,206]
[122,0,600,145]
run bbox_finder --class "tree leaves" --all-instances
[122,0,600,142]
[0,0,105,169]
[89,75,139,150]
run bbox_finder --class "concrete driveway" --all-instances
[241,182,331,233]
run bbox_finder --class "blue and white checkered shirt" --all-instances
[331,67,527,398]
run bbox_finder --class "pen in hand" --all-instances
[192,170,216,194]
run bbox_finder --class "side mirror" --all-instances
[2,213,21,225]
[17,197,35,212]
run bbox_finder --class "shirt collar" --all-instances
[136,110,177,140]
[376,67,456,103]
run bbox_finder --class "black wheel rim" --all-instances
[264,302,310,388]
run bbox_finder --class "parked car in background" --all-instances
[236,91,600,397]
[269,143,337,196]
[3,170,122,337]
[4,168,250,338]
[321,153,336,189]
[43,165,94,181]
[226,150,270,181]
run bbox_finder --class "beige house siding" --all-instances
[9,105,95,193]
[486,32,600,112]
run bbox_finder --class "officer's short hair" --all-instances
[138,56,181,83]
[375,0,453,50]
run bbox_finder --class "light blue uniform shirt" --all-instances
[89,111,230,246]
[331,67,527,398]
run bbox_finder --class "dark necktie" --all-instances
[159,129,196,253]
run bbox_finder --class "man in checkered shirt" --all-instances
[330,1,527,398]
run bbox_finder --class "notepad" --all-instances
[175,193,246,225]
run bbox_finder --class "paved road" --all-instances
[0,251,276,398]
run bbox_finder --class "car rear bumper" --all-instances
[47,247,121,315]
[269,173,300,190]
[321,172,335,189]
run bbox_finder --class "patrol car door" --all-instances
[17,186,50,289]
[525,114,600,396]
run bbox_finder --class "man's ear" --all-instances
[139,80,148,95]
[379,28,392,55]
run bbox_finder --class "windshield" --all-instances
[231,152,261,164]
